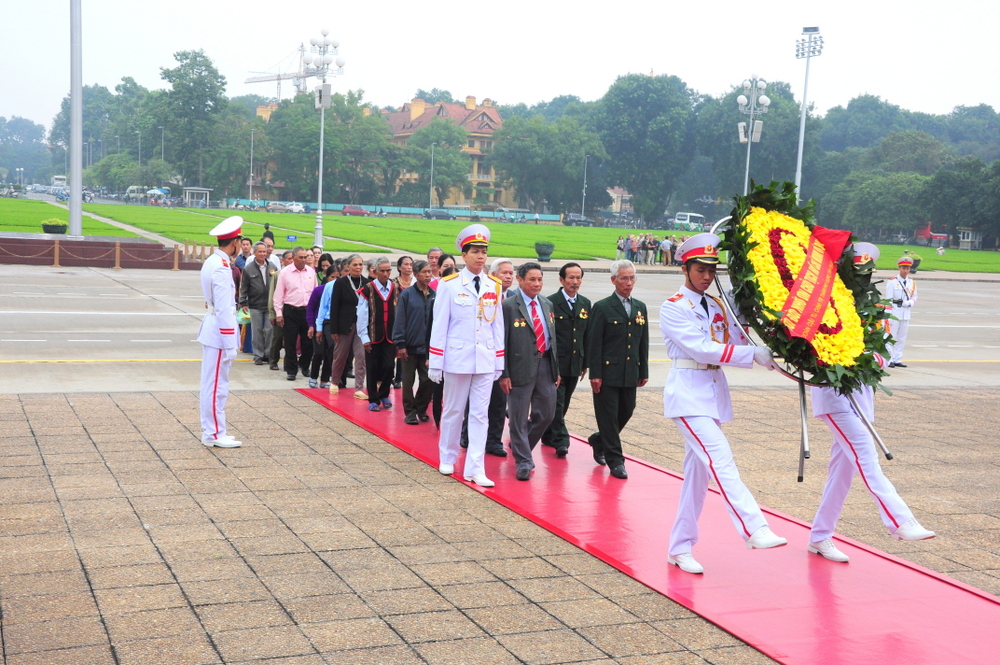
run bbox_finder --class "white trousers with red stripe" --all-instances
[669,416,768,556]
[439,372,493,478]
[200,345,236,440]
[810,412,913,542]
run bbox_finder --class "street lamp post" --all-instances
[794,27,824,202]
[302,28,346,249]
[136,130,141,166]
[248,128,255,203]
[736,76,771,195]
[429,143,436,209]
[16,167,23,187]
[158,126,165,161]
[581,154,589,216]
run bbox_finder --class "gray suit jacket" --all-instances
[501,292,559,387]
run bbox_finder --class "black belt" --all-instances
[536,349,551,359]
[284,305,307,310]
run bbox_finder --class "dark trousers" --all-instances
[309,326,334,382]
[401,353,433,418]
[269,322,283,365]
[365,340,395,404]
[282,305,311,376]
[590,385,637,468]
[542,374,579,448]
[461,380,507,450]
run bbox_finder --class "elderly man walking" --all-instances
[273,247,318,381]
[239,241,274,365]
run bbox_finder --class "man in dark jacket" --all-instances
[357,257,398,411]
[392,260,436,424]
[318,254,369,398]
[239,242,274,365]
[586,260,649,479]
[542,262,591,456]
[500,262,559,480]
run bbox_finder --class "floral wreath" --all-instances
[721,181,890,395]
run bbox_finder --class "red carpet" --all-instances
[299,388,1000,664]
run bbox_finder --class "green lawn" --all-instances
[871,244,1000,273]
[0,199,138,237]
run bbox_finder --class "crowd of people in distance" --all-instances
[201,218,935,578]
[615,234,690,266]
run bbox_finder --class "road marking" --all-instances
[910,324,1000,329]
[946,345,974,348]
[12,292,44,295]
[130,340,173,343]
[1,339,47,342]
[57,293,87,296]
[67,339,111,342]
[911,344,939,347]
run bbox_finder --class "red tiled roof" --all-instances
[382,99,503,141]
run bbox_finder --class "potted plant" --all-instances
[41,218,68,234]
[534,241,554,262]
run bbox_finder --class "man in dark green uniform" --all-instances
[586,260,649,479]
[542,262,591,457]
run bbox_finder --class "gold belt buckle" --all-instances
[707,364,720,370]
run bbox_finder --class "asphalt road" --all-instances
[1,263,997,393]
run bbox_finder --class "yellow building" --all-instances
[382,96,517,208]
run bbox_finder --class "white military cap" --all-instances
[675,232,721,264]
[852,242,880,265]
[209,216,244,240]
[456,223,490,252]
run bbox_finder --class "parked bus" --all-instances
[51,175,67,187]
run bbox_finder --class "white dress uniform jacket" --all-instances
[429,268,505,374]
[198,249,239,350]
[659,286,753,422]
[884,276,916,322]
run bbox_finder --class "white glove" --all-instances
[753,346,773,367]
[428,369,443,384]
[904,299,914,308]
[493,370,503,382]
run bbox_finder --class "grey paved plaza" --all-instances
[1,264,998,664]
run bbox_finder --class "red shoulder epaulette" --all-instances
[667,293,683,302]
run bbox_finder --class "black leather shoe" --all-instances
[404,414,419,425]
[286,374,296,381]
[895,363,907,368]
[610,465,628,479]
[346,371,355,379]
[516,468,530,481]
[589,436,606,466]
[418,413,429,422]
[392,381,402,389]
[254,358,264,365]
[555,446,569,458]
[269,364,279,371]
[486,447,508,457]
[460,439,469,449]
[888,362,897,368]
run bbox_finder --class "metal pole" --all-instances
[248,129,255,203]
[743,112,754,196]
[581,154,588,216]
[137,130,141,166]
[847,392,894,460]
[429,143,435,209]
[797,369,811,482]
[160,126,165,161]
[69,0,83,236]
[794,34,813,202]
[314,104,325,248]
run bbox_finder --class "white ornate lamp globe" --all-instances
[323,54,334,65]
[331,39,340,49]
[759,95,771,107]
[737,94,748,106]
[335,57,346,68]
[757,80,767,90]
[309,37,319,46]
[321,28,329,36]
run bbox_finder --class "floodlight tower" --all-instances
[794,27,824,202]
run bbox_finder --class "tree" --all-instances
[266,96,328,202]
[414,88,454,104]
[160,49,228,185]
[595,73,695,222]
[819,95,912,152]
[861,130,950,175]
[0,116,50,183]
[919,156,987,234]
[406,119,470,207]
[843,172,930,240]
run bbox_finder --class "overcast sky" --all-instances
[2,0,997,131]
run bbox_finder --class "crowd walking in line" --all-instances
[199,217,935,578]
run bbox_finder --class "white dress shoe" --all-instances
[438,463,454,475]
[464,474,495,487]
[808,539,850,563]
[202,435,242,448]
[745,525,788,549]
[891,518,935,541]
[668,553,704,574]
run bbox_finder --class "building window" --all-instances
[468,139,476,148]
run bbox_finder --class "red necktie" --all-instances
[530,300,545,353]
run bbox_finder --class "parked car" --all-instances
[423,209,457,220]
[563,213,594,227]
[341,205,369,216]
[286,202,306,213]
[265,202,290,213]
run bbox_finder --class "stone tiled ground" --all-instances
[0,387,997,664]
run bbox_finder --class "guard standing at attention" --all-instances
[542,262,591,457]
[199,216,244,448]
[885,256,917,368]
[808,243,935,563]
[659,233,786,574]
[586,259,649,480]
[428,224,505,488]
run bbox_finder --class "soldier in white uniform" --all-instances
[808,244,934,563]
[198,216,244,448]
[659,233,787,574]
[884,256,917,367]
[428,224,505,487]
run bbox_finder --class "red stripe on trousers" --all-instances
[680,416,752,538]
[823,414,900,529]
[211,348,222,438]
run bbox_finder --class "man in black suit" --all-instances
[239,242,274,365]
[320,254,369,398]
[586,260,649,479]
[541,262,591,457]
[500,262,559,481]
